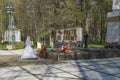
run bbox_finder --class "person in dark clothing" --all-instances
[83,32,89,48]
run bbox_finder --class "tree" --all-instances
[0,0,8,42]
[7,0,113,45]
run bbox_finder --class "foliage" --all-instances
[0,0,112,46]
[13,42,24,49]
[0,43,6,49]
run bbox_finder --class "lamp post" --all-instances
[5,5,14,45]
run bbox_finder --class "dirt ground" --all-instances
[0,55,59,68]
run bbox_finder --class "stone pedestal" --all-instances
[6,45,15,50]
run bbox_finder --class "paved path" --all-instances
[0,50,120,80]
[0,50,23,55]
[0,56,120,80]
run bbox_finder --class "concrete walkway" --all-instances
[0,56,120,80]
[0,49,23,55]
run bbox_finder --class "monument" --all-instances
[106,0,120,48]
[4,5,21,49]
[112,0,120,11]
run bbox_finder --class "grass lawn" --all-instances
[0,42,104,50]
[0,41,38,50]
[88,43,104,48]
[0,42,25,50]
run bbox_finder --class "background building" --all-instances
[4,5,21,43]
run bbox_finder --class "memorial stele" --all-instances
[106,0,120,43]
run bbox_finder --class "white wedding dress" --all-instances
[21,36,37,59]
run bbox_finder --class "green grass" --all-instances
[0,42,38,50]
[0,42,24,50]
[88,43,104,48]
[13,42,24,49]
[0,42,104,50]
[0,44,6,50]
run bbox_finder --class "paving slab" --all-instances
[0,66,38,80]
[85,75,120,80]
[104,63,120,68]
[96,60,120,65]
[68,70,109,80]
[81,58,120,63]
[36,73,81,80]
[96,68,120,75]
[0,66,29,78]
[0,51,120,80]
[63,59,119,66]
[80,64,114,70]
[0,75,38,80]
[53,64,90,71]
[115,74,120,77]
[22,65,63,74]
[68,61,98,66]
[0,50,23,55]
[67,60,114,70]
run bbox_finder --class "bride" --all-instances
[21,36,37,59]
